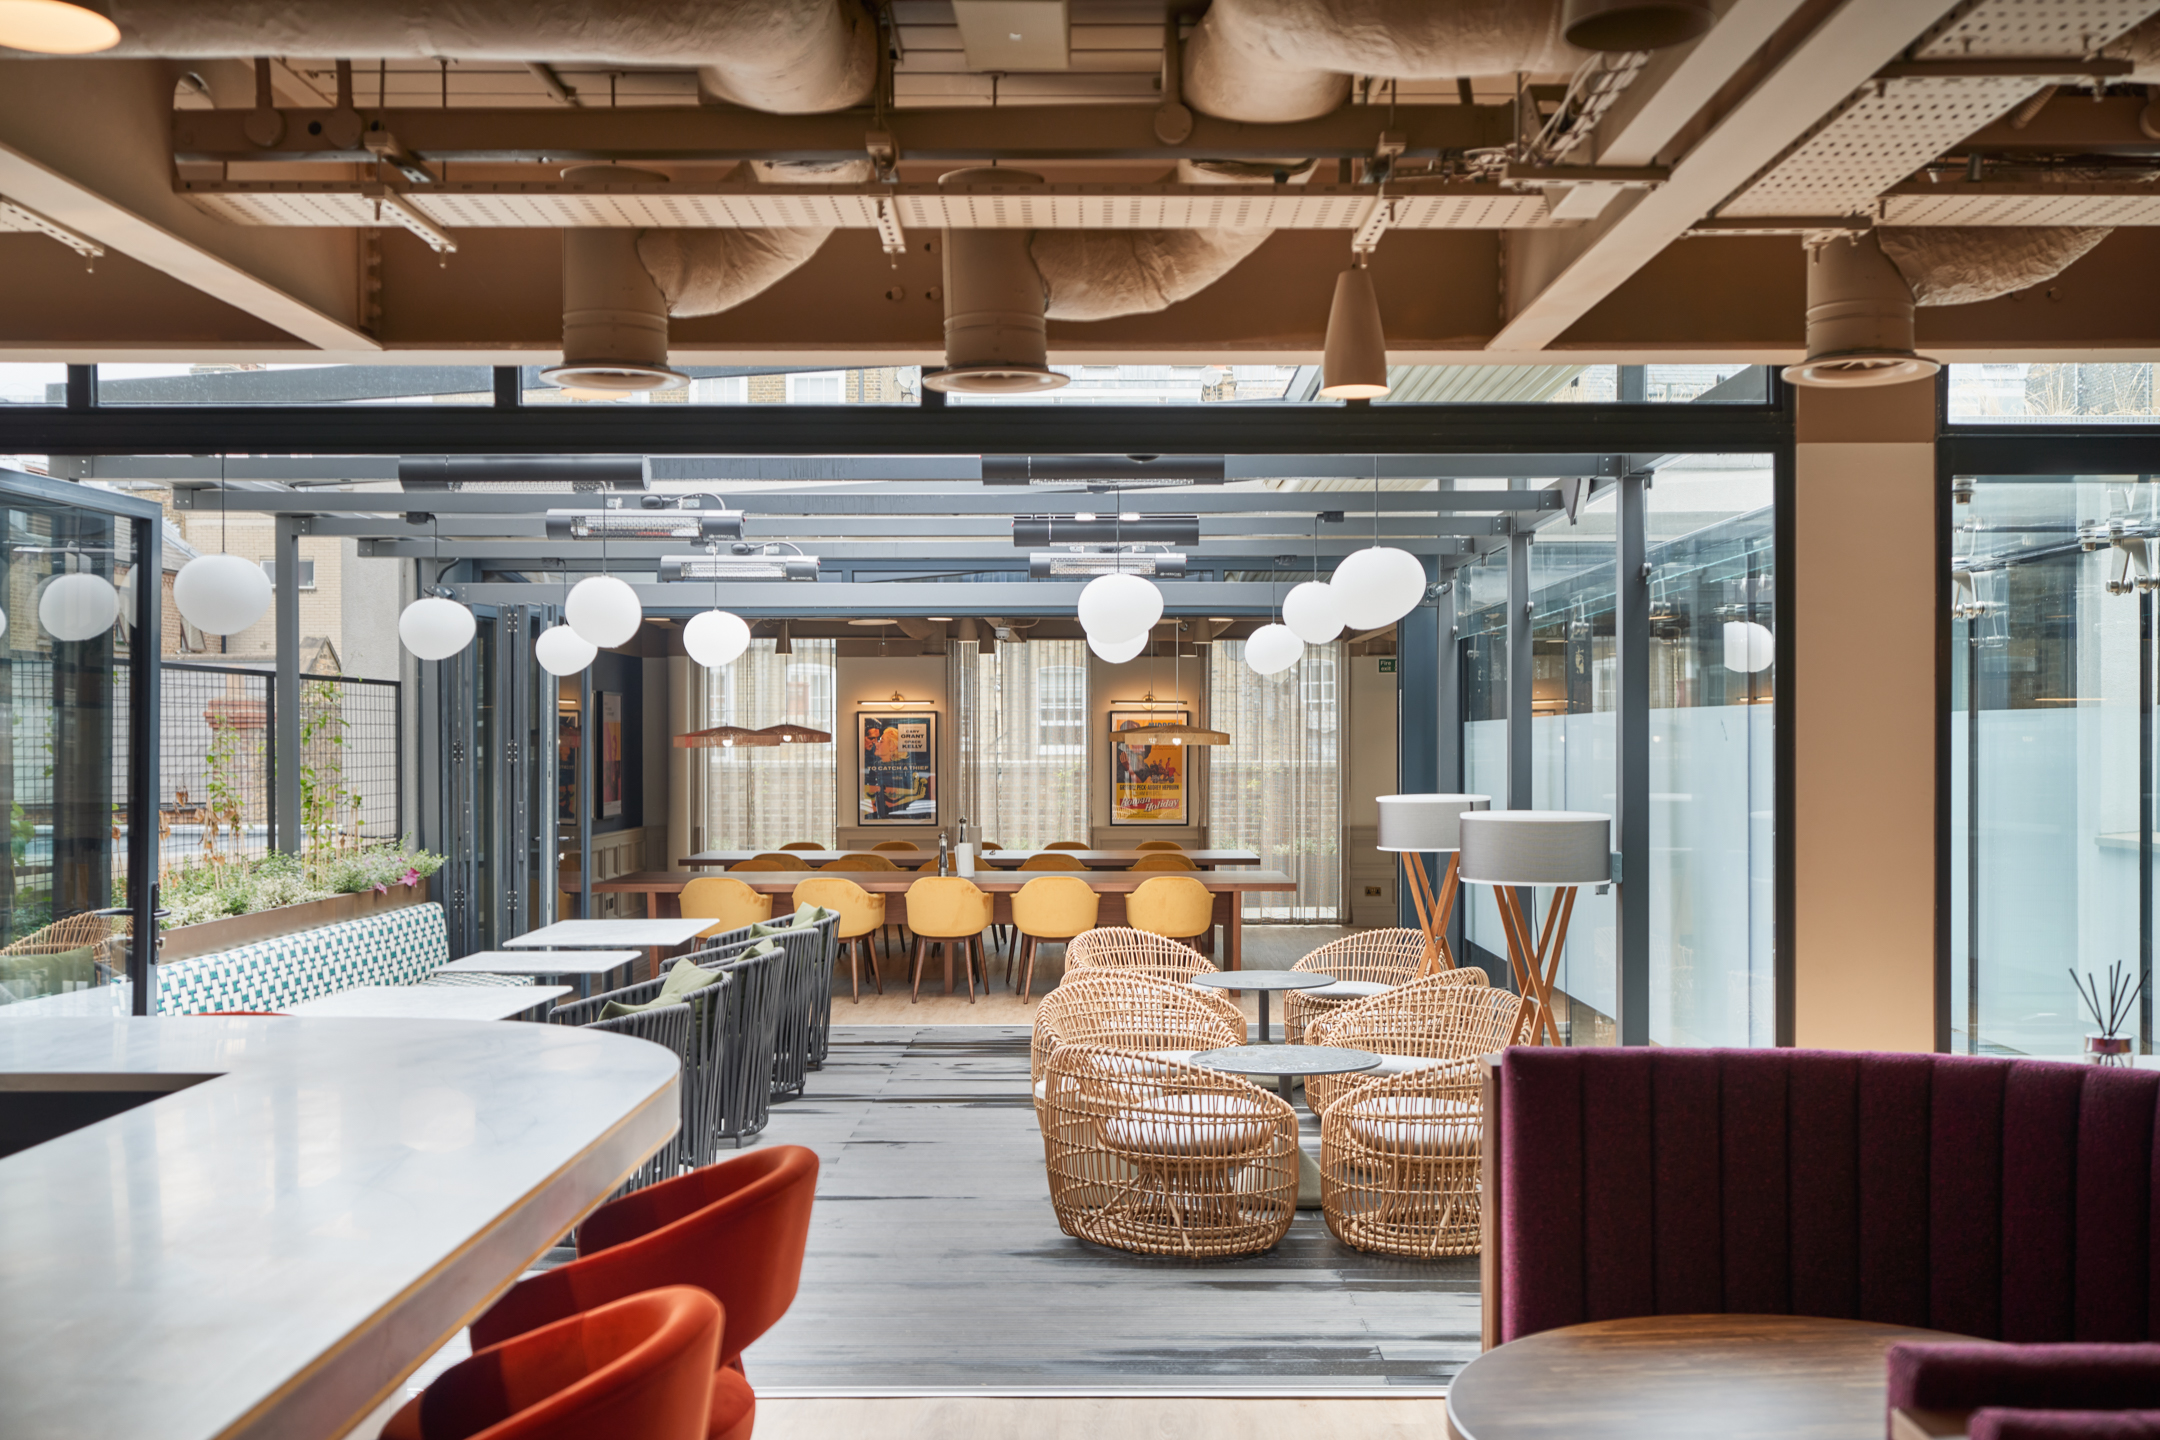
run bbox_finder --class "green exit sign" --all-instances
[1378,658,1397,673]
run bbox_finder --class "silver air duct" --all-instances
[1781,233,1941,389]
[923,168,1068,395]
[399,456,651,492]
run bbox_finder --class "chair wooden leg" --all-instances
[1016,935,1037,1000]
[909,935,929,1002]
[867,934,884,994]
[848,936,860,1003]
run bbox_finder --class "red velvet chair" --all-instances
[386,1286,720,1440]
[1483,1050,2160,1350]
[1889,1343,2160,1440]
[470,1146,819,1440]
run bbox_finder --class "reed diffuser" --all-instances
[2071,960,2142,1065]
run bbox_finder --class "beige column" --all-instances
[1792,379,1939,1051]
[665,656,703,873]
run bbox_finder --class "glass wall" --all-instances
[701,639,839,851]
[1949,363,2160,424]
[1455,455,1776,1045]
[952,639,1089,850]
[1951,472,2153,1056]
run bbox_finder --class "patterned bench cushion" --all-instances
[156,904,449,1015]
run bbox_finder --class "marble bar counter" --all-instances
[0,1016,680,1440]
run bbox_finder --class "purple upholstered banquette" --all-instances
[1481,1048,2160,1350]
[1887,1342,2160,1440]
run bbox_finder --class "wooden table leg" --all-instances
[1227,901,1244,973]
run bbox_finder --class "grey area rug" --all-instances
[743,1025,1480,1392]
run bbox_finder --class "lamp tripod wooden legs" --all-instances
[1401,851,1462,975]
[1493,884,1577,1047]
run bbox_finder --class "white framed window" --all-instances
[1035,664,1086,755]
[787,372,844,404]
[261,558,316,590]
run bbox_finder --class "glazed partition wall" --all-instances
[1209,638,1344,921]
[1456,456,1777,1046]
[0,468,160,1012]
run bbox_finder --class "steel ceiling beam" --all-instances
[17,404,1782,456]
[356,538,1466,561]
[170,102,1513,166]
[448,579,1314,614]
[330,513,1504,541]
[66,452,1634,482]
[182,487,1563,516]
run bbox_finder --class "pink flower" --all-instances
[374,882,388,894]
[400,868,421,888]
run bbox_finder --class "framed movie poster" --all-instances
[858,712,936,824]
[599,691,624,819]
[1109,707,1189,825]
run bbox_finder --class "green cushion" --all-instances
[0,943,98,997]
[750,904,836,938]
[599,957,721,1019]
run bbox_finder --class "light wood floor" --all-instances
[755,1396,1451,1440]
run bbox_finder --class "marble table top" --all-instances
[284,984,572,1020]
[503,918,715,948]
[0,1016,678,1440]
[1189,970,1336,992]
[1191,1044,1385,1077]
[434,950,644,976]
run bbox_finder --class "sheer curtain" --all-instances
[1207,640,1343,921]
[952,639,1089,850]
[702,639,837,850]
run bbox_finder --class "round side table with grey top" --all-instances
[1188,969,1335,1044]
[1190,1043,1381,1104]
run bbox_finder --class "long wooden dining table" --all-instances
[559,868,1297,971]
[677,847,1262,870]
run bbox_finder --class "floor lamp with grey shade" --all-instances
[1375,794,1489,975]
[1456,812,1612,1047]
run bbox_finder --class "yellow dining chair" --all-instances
[1128,851,1198,870]
[1044,840,1090,851]
[872,840,921,853]
[1010,874,1100,1000]
[1127,874,1216,945]
[1135,840,1186,852]
[794,875,886,1001]
[826,853,899,871]
[979,842,1003,851]
[916,858,941,872]
[748,852,798,867]
[1019,851,1088,871]
[727,858,789,872]
[781,841,824,852]
[678,876,772,939]
[904,876,995,1002]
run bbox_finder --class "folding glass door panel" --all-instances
[0,468,160,1013]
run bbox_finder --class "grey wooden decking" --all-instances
[746,1025,1481,1393]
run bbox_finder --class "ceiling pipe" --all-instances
[545,166,684,393]
[1781,233,1939,390]
[923,167,1068,395]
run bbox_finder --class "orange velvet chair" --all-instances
[470,1146,820,1440]
[385,1287,720,1440]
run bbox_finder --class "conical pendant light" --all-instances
[1319,261,1391,400]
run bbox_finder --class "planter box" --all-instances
[158,879,431,964]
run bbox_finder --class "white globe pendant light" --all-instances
[1076,571,1162,643]
[38,572,118,642]
[1722,620,1775,674]
[534,623,597,676]
[399,595,477,661]
[566,575,642,648]
[1330,546,1427,631]
[1282,580,1345,644]
[1245,622,1305,676]
[1088,629,1150,664]
[172,552,273,636]
[0,605,9,640]
[683,608,751,669]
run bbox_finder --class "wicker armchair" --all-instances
[0,910,129,998]
[1281,928,1430,1044]
[1029,971,1244,1107]
[1063,927,1217,984]
[1320,1057,1486,1257]
[1303,975,1523,1114]
[1040,1042,1298,1257]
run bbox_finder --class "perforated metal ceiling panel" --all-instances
[1884,187,2160,223]
[1722,0,2160,219]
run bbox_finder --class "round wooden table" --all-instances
[1445,1314,1975,1440]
